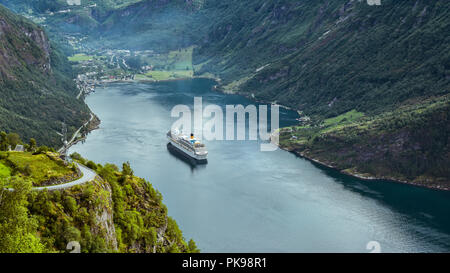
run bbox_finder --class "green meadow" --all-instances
[0,152,77,186]
[68,54,94,62]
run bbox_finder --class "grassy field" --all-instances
[168,46,194,70]
[68,53,94,62]
[2,152,76,186]
[141,46,194,70]
[0,162,10,179]
[322,110,365,127]
[281,110,366,145]
[134,47,195,81]
[136,70,194,81]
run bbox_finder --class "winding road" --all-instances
[5,163,97,192]
[33,163,97,191]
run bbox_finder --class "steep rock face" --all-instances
[0,11,42,82]
[28,175,119,252]
[0,5,90,147]
[93,178,118,251]
[27,29,50,71]
[0,9,52,74]
[27,162,194,253]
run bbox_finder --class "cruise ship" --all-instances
[167,130,208,163]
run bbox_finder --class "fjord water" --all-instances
[69,79,450,252]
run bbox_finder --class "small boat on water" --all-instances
[167,130,208,163]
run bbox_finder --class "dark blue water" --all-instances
[69,79,450,253]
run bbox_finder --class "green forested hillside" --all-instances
[195,0,449,117]
[0,5,90,147]
[280,95,450,188]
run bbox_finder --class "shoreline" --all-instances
[211,82,300,114]
[58,114,100,154]
[278,145,450,192]
[96,75,217,85]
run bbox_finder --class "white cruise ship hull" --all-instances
[167,135,208,163]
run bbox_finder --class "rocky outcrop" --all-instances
[93,177,118,251]
[24,28,51,72]
[0,9,51,75]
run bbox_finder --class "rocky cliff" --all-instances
[26,157,198,253]
[0,5,90,147]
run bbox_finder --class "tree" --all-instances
[63,226,81,250]
[122,162,133,177]
[188,239,200,253]
[168,243,181,253]
[0,178,45,253]
[6,133,20,149]
[64,196,77,213]
[70,152,86,164]
[86,161,97,170]
[29,138,37,152]
[0,132,7,151]
[33,146,49,155]
[23,164,32,176]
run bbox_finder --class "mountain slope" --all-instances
[0,0,203,51]
[279,95,450,189]
[0,5,90,147]
[195,0,449,117]
[92,0,202,50]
